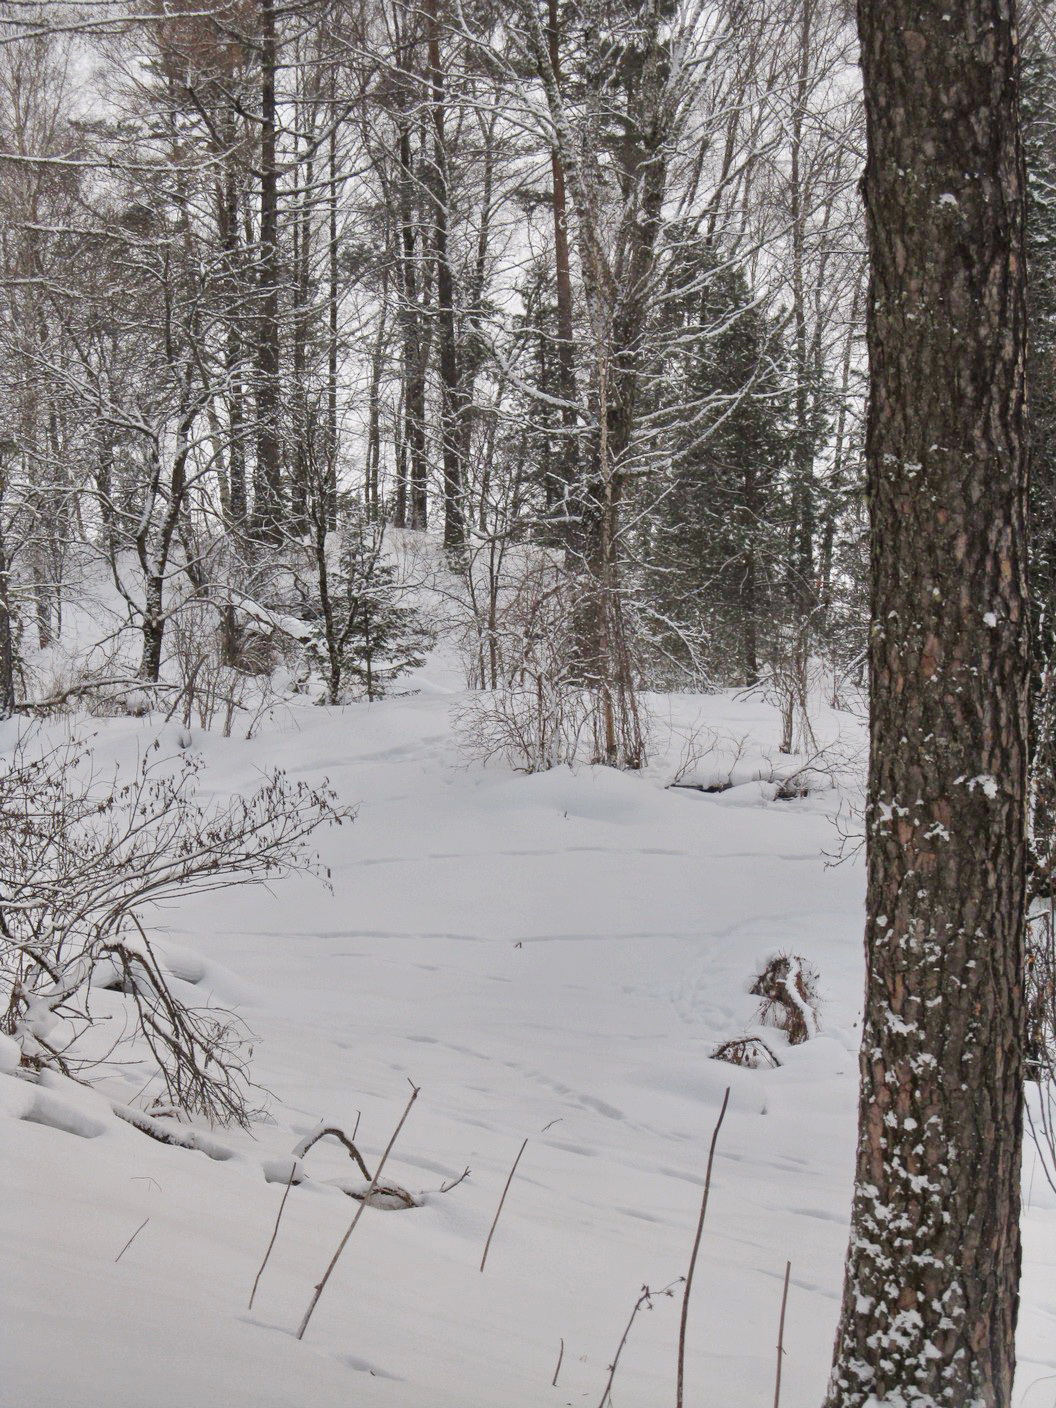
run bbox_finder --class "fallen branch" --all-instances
[24,678,182,713]
[110,1102,237,1161]
[294,1124,371,1180]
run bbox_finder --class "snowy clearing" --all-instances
[1,673,1054,1408]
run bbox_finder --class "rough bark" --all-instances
[824,3,1029,1406]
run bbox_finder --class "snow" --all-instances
[966,773,1000,800]
[1,670,1054,1408]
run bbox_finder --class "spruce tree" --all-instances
[306,512,431,704]
[636,252,793,687]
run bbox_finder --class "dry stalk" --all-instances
[599,1280,681,1408]
[675,1086,731,1408]
[774,1260,791,1408]
[249,1160,298,1310]
[296,1082,419,1340]
[480,1136,528,1272]
[114,1217,150,1264]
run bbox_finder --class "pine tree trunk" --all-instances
[824,4,1029,1405]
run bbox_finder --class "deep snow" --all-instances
[1,668,1054,1408]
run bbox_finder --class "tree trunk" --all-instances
[326,120,340,529]
[0,488,16,718]
[424,0,465,552]
[290,131,313,533]
[397,117,429,532]
[217,133,248,529]
[140,573,165,684]
[824,4,1028,1405]
[253,0,283,538]
[366,295,386,520]
[788,0,817,609]
[546,0,578,542]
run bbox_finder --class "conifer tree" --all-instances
[825,2,1029,1403]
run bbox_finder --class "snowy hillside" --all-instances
[1,673,1054,1408]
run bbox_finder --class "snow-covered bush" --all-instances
[455,553,648,772]
[750,953,821,1044]
[0,731,346,1124]
[711,1035,781,1069]
[169,598,254,735]
[454,556,591,772]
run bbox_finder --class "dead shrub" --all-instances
[711,1036,781,1069]
[750,953,821,1044]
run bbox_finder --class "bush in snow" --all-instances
[455,553,649,773]
[0,730,347,1125]
[750,953,821,1045]
[711,1035,782,1069]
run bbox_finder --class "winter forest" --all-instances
[0,0,1053,1403]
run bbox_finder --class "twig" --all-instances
[296,1081,419,1340]
[480,1136,528,1272]
[438,1166,471,1193]
[552,1336,565,1388]
[599,1281,681,1408]
[249,1160,299,1310]
[774,1260,791,1408]
[676,1087,731,1408]
[114,1217,150,1263]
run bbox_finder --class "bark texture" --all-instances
[825,3,1029,1406]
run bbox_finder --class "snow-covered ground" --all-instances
[2,660,1054,1408]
